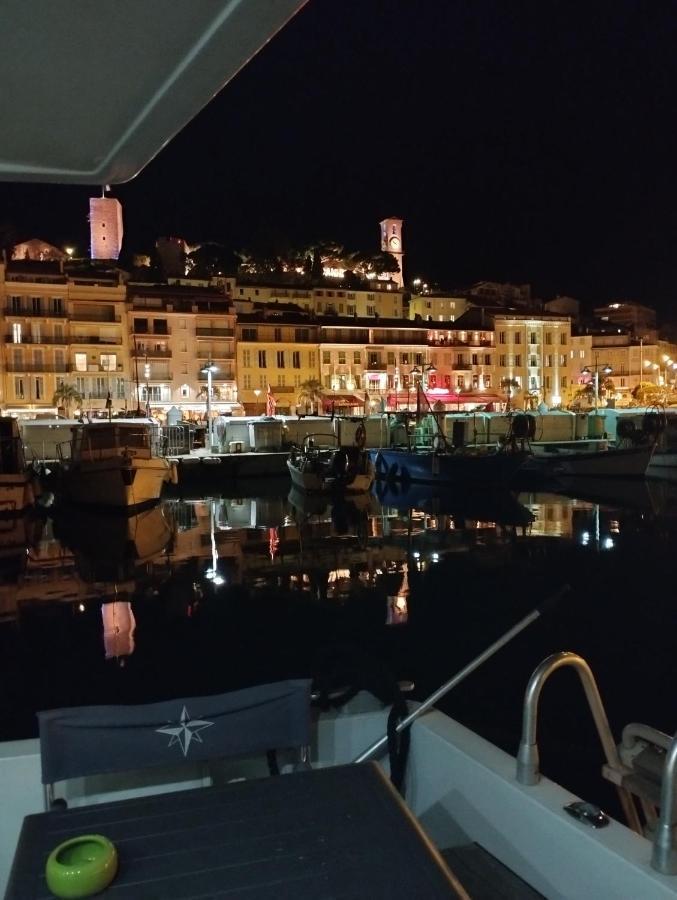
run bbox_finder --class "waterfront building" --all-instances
[235,310,319,414]
[127,280,239,415]
[0,258,131,416]
[431,311,496,395]
[66,263,130,415]
[319,317,431,412]
[450,307,572,408]
[571,331,677,405]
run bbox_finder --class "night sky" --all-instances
[1,0,677,313]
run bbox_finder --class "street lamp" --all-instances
[424,362,436,390]
[581,353,612,412]
[253,388,261,416]
[144,357,150,415]
[200,360,218,450]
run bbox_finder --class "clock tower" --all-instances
[379,217,404,288]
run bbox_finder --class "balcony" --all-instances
[198,370,234,382]
[131,326,171,336]
[131,348,172,358]
[70,335,122,345]
[69,364,125,373]
[195,328,234,338]
[70,313,121,323]
[196,352,235,362]
[3,335,67,345]
[429,338,493,348]
[5,306,67,318]
[6,363,68,373]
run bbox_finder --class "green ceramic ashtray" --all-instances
[45,834,118,899]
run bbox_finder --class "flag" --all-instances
[266,384,277,416]
[269,526,279,561]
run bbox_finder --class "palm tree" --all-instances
[297,378,324,415]
[500,377,521,411]
[52,383,83,418]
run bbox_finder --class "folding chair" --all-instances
[38,679,312,809]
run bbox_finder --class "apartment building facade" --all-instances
[127,282,238,414]
[1,260,131,415]
[235,312,318,414]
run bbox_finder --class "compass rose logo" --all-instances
[156,705,214,757]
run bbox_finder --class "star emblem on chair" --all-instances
[156,705,214,757]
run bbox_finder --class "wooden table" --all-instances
[6,762,466,898]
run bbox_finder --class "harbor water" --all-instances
[1,476,676,821]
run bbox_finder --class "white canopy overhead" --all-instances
[0,0,307,184]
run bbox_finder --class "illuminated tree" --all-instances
[297,378,324,414]
[52,383,83,417]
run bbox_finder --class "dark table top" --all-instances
[6,762,465,899]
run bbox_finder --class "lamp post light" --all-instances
[424,362,436,390]
[253,388,261,416]
[581,353,612,413]
[143,357,150,414]
[200,360,218,451]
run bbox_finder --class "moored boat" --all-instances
[287,430,375,494]
[371,443,527,485]
[0,418,37,515]
[58,420,177,511]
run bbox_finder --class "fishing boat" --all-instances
[287,431,375,494]
[371,441,527,486]
[57,420,177,511]
[501,412,657,480]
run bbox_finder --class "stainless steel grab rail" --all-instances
[516,651,642,835]
[651,733,677,875]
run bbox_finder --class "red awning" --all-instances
[321,394,367,411]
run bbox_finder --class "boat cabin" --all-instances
[71,421,160,463]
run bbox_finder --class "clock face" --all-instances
[389,236,400,250]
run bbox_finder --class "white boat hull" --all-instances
[287,459,374,494]
[529,445,654,478]
[63,457,172,509]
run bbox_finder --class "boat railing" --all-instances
[516,651,643,834]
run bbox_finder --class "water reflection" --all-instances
[2,478,677,742]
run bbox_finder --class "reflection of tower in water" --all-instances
[102,598,136,663]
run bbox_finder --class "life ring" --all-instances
[355,423,367,448]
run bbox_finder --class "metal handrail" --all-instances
[651,732,677,874]
[516,651,642,834]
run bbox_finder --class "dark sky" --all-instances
[2,0,677,313]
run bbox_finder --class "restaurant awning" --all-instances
[321,395,367,411]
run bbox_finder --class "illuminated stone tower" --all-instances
[90,196,124,260]
[379,217,404,288]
